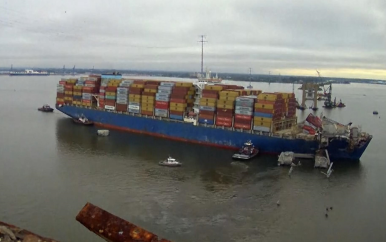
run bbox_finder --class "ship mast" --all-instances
[199,35,207,76]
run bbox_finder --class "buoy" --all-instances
[277,200,280,206]
[373,111,379,115]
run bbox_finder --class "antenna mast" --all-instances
[198,35,207,75]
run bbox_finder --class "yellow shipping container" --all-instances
[129,97,141,102]
[254,121,272,128]
[219,91,240,97]
[175,82,193,87]
[217,100,235,106]
[73,86,82,90]
[142,96,155,100]
[218,96,237,101]
[66,79,77,84]
[255,103,275,110]
[142,101,155,106]
[105,92,116,96]
[142,106,154,112]
[257,93,280,101]
[132,84,144,88]
[144,89,157,93]
[200,98,217,103]
[73,101,81,105]
[200,102,216,107]
[170,106,185,112]
[56,98,64,102]
[187,90,195,95]
[73,92,82,96]
[64,96,73,101]
[170,103,187,108]
[82,102,92,107]
[107,83,120,87]
[64,91,73,95]
[131,94,141,99]
[253,117,273,123]
[217,104,234,109]
[205,85,223,91]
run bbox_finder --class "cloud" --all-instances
[0,0,385,79]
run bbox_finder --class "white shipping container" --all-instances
[128,105,140,110]
[105,105,116,110]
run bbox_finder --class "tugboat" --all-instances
[232,140,259,160]
[336,99,346,108]
[159,156,182,167]
[73,115,94,125]
[38,104,54,112]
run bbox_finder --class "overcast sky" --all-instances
[1,0,385,79]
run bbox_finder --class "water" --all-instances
[0,76,385,242]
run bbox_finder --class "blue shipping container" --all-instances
[254,112,273,118]
[198,118,215,125]
[169,114,184,121]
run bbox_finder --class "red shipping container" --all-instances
[59,80,67,85]
[170,98,186,103]
[235,114,253,121]
[141,110,154,116]
[85,80,96,84]
[216,120,232,127]
[129,87,142,94]
[105,100,116,106]
[57,93,65,98]
[170,93,187,99]
[173,86,189,91]
[83,87,97,93]
[199,110,215,115]
[155,102,169,109]
[133,80,146,84]
[81,99,91,103]
[142,92,155,97]
[234,118,251,125]
[65,85,74,90]
[202,89,219,94]
[169,110,184,116]
[217,108,234,114]
[217,112,233,118]
[116,103,128,112]
[199,113,214,120]
[144,84,159,89]
[216,116,233,122]
[234,123,252,129]
[202,93,218,98]
[105,86,118,91]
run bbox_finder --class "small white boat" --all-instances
[97,130,109,136]
[159,156,182,167]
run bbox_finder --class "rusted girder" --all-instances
[76,202,171,242]
[0,221,58,241]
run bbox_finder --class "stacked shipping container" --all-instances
[64,79,76,105]
[199,85,224,125]
[234,96,255,129]
[215,90,239,127]
[116,79,133,112]
[169,82,194,121]
[56,79,66,105]
[142,81,159,116]
[155,82,174,118]
[128,80,144,114]
[253,93,284,132]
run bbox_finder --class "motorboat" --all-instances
[159,156,182,167]
[73,116,94,125]
[232,140,259,160]
[38,104,54,112]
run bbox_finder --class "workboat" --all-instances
[38,104,54,112]
[73,116,94,125]
[336,100,346,108]
[232,140,259,160]
[159,156,182,167]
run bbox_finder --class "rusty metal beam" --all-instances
[76,202,172,242]
[0,221,58,241]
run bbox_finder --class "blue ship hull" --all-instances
[56,105,372,161]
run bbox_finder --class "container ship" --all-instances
[10,69,50,76]
[55,74,372,161]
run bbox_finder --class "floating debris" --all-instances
[277,200,280,206]
[76,202,171,242]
